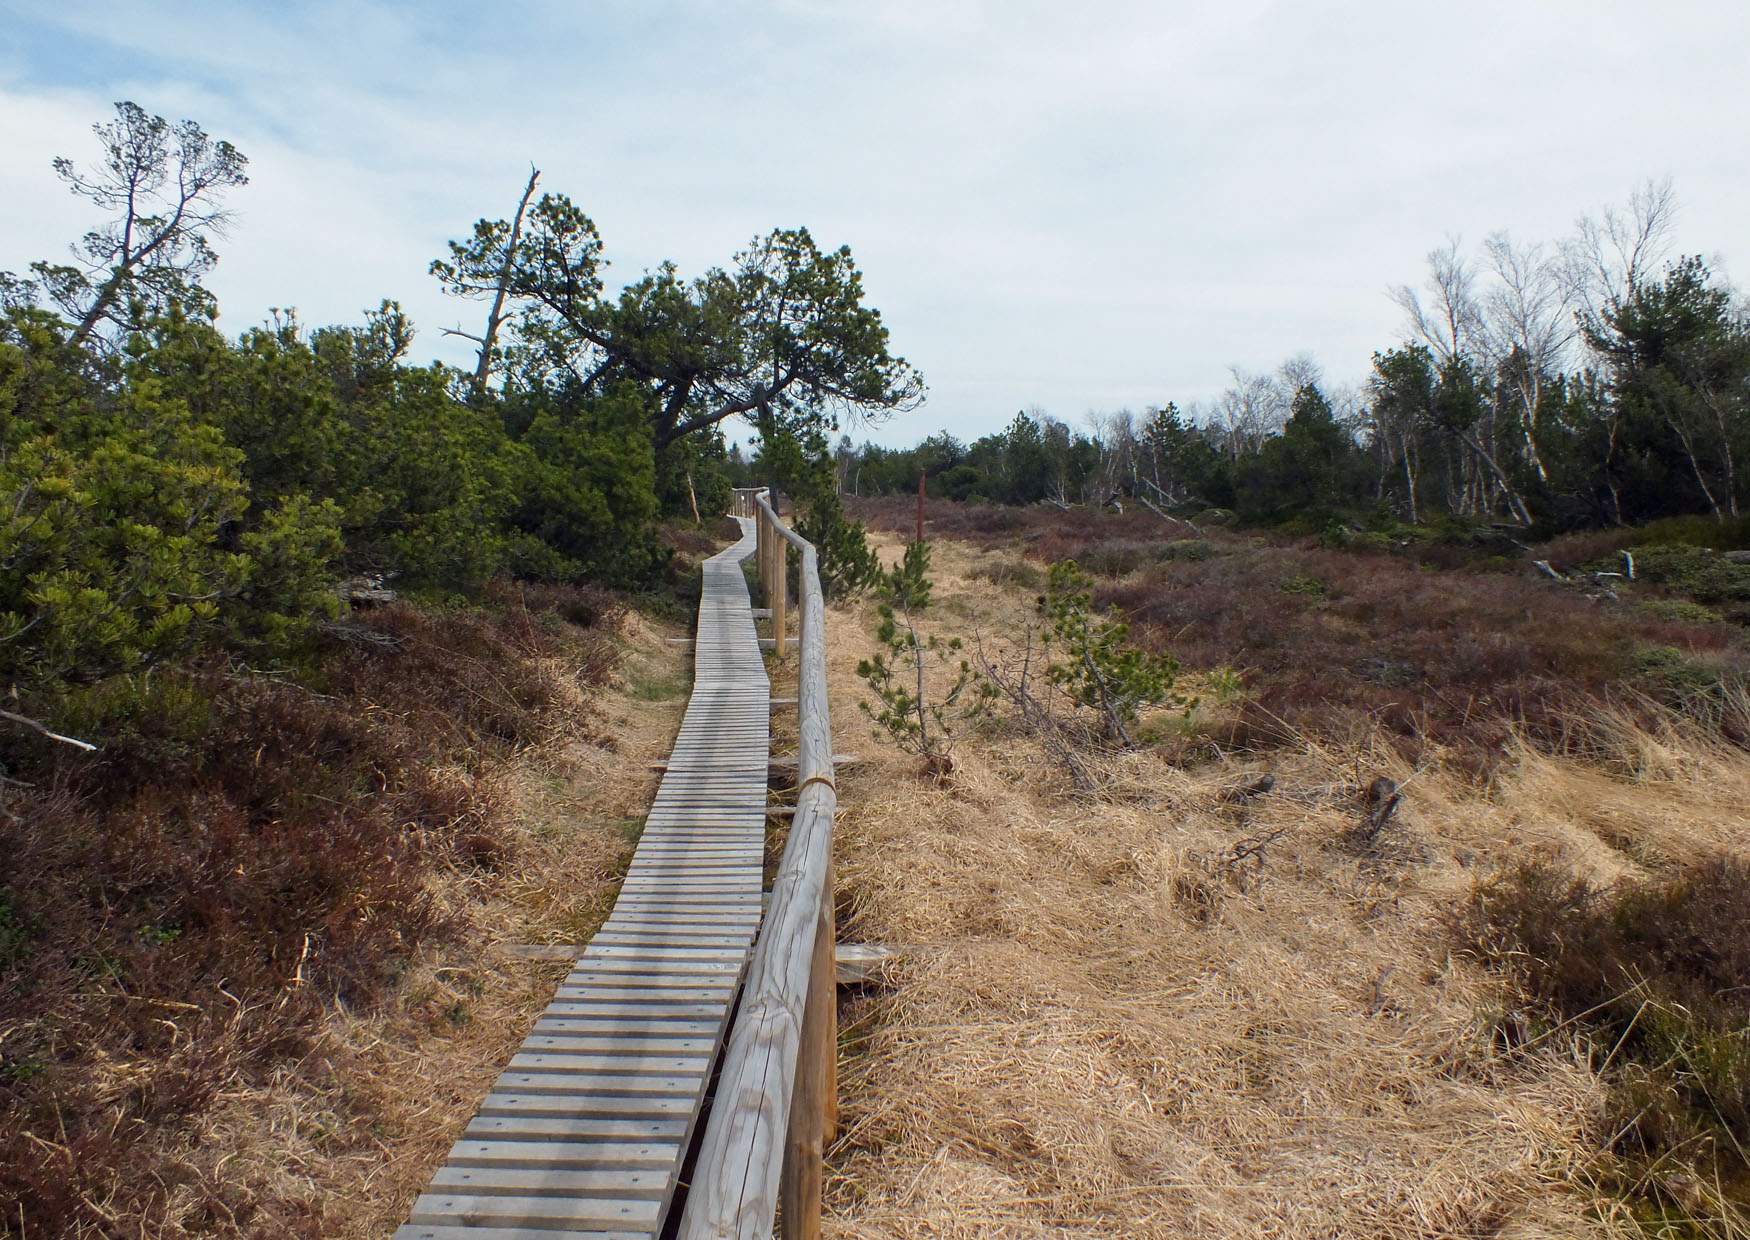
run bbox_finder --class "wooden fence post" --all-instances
[771,539,787,659]
[755,503,762,575]
[777,884,835,1239]
[757,506,770,600]
[822,854,837,1143]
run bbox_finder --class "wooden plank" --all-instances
[477,1092,693,1118]
[464,1114,689,1141]
[493,1071,706,1096]
[531,1017,721,1035]
[398,1226,650,1240]
[505,1052,712,1075]
[520,1034,717,1054]
[445,1140,680,1168]
[408,1191,661,1230]
[429,1164,670,1196]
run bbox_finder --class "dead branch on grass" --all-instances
[971,626,1097,796]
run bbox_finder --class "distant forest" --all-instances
[790,181,1749,536]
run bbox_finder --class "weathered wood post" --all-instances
[768,500,788,659]
[754,502,766,591]
[822,852,838,1143]
[778,902,833,1239]
[759,507,773,612]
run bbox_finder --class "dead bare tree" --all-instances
[1394,238,1536,526]
[1481,232,1574,485]
[1564,177,1677,322]
[1216,367,1284,460]
[430,164,542,401]
[1392,237,1484,366]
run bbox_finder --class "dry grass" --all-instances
[818,531,1750,1238]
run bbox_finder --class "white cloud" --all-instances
[2,1,1744,444]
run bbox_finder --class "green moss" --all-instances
[1625,545,1750,605]
[1628,644,1727,703]
[1640,598,1727,625]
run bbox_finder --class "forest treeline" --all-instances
[1,103,918,752]
[826,181,1749,536]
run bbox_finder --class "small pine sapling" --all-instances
[1040,559,1185,745]
[856,540,988,778]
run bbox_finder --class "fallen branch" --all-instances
[1137,495,1206,536]
[1222,826,1290,875]
[971,627,1097,796]
[1355,776,1402,846]
[1221,772,1276,803]
[1,707,97,752]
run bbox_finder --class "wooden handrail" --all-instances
[681,490,838,1239]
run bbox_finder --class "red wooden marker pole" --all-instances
[916,470,925,543]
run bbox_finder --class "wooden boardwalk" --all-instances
[398,517,768,1239]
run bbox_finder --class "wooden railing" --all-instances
[681,488,837,1239]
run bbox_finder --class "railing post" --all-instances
[756,505,769,599]
[823,853,838,1142]
[771,537,787,659]
[778,875,835,1240]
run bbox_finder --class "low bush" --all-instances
[968,558,1045,592]
[1457,858,1750,1227]
[861,500,1750,769]
[1624,544,1750,606]
[1074,538,1219,577]
[1540,514,1750,569]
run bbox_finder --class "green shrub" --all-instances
[1,322,341,703]
[1040,560,1184,745]
[969,558,1045,591]
[1639,598,1726,625]
[1160,538,1216,562]
[857,541,987,776]
[1279,573,1328,597]
[1628,643,1732,707]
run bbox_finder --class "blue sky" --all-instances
[2,1,1745,446]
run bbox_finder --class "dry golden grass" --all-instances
[819,533,1750,1239]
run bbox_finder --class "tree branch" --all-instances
[0,708,98,752]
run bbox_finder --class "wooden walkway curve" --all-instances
[397,517,769,1239]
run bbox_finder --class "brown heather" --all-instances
[0,579,698,1237]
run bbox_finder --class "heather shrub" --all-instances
[969,558,1045,591]
[1458,858,1750,1227]
[0,585,615,1233]
[1625,544,1750,605]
